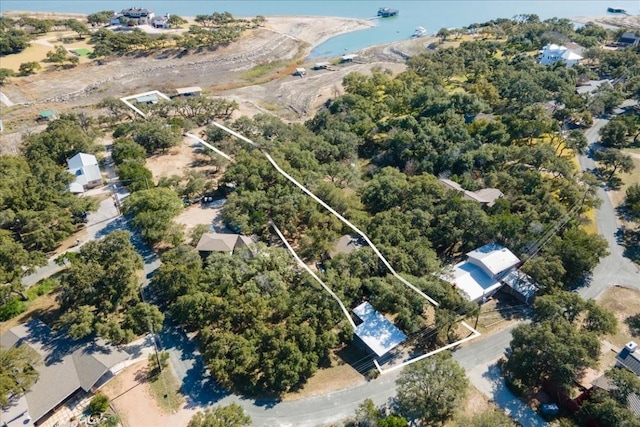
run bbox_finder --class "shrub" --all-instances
[89,393,109,414]
[0,299,27,321]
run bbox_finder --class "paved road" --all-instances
[577,112,640,300]
[21,192,123,287]
[155,319,546,427]
[21,105,640,426]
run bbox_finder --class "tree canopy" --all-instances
[152,245,345,394]
[187,403,251,427]
[122,187,184,245]
[0,345,41,407]
[504,291,615,392]
[395,351,468,426]
[56,230,162,344]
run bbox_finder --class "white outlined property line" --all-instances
[206,121,481,373]
[119,95,482,372]
[208,121,441,307]
[271,221,357,329]
[120,90,171,118]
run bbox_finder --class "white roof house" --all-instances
[353,302,407,358]
[67,153,102,193]
[466,243,520,278]
[539,43,583,67]
[443,243,520,303]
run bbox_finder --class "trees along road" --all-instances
[577,103,640,300]
[156,105,638,426]
[19,103,638,426]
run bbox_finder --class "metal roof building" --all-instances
[175,86,202,96]
[443,243,520,303]
[196,233,254,255]
[352,302,407,358]
[67,152,102,193]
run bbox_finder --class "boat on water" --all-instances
[412,26,428,38]
[607,7,627,14]
[378,7,399,17]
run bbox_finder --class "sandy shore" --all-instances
[572,14,640,29]
[3,10,373,49]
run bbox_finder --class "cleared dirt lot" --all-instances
[102,361,197,427]
[220,61,406,121]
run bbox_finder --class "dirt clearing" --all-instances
[220,61,407,121]
[599,285,640,348]
[102,361,197,427]
[174,204,225,235]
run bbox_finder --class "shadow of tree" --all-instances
[482,364,548,427]
[625,314,640,337]
[617,227,640,264]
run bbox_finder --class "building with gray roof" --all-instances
[0,319,130,427]
[196,233,254,255]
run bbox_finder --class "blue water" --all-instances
[2,1,638,57]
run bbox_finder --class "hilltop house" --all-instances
[438,178,504,208]
[67,152,102,193]
[442,243,520,303]
[0,319,130,427]
[110,7,155,26]
[152,14,171,29]
[539,43,583,67]
[196,233,255,256]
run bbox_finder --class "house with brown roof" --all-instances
[196,233,255,256]
[0,319,130,427]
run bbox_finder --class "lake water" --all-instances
[2,1,638,57]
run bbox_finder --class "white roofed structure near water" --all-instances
[353,302,407,358]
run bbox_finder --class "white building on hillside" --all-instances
[539,43,583,67]
[67,153,102,193]
[442,243,520,303]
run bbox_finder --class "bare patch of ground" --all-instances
[102,361,197,427]
[609,153,640,208]
[599,285,640,346]
[145,139,203,183]
[220,61,406,121]
[283,352,365,401]
[174,204,224,235]
[449,384,494,425]
[0,16,371,109]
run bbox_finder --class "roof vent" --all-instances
[626,341,638,353]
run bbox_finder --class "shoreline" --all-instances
[1,10,374,57]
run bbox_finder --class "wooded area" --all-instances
[2,14,640,422]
